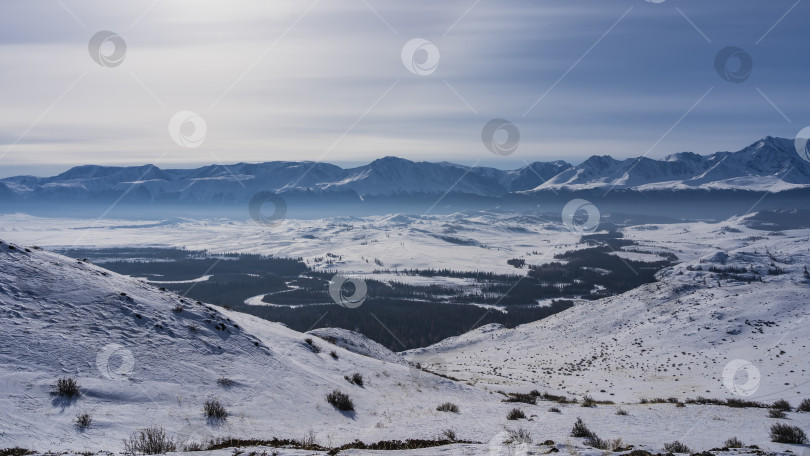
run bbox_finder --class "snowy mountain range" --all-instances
[1,137,808,210]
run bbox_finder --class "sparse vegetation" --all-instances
[723,437,744,448]
[549,407,561,413]
[304,338,321,353]
[504,428,532,445]
[567,418,623,451]
[123,427,177,455]
[540,391,577,404]
[585,436,625,451]
[0,448,34,456]
[663,441,692,454]
[203,399,228,420]
[616,408,629,416]
[344,373,363,387]
[436,402,459,413]
[799,398,810,412]
[506,408,526,420]
[583,435,607,449]
[191,435,472,452]
[768,408,787,419]
[180,441,209,452]
[685,396,768,409]
[608,438,626,451]
[326,390,355,412]
[725,397,766,408]
[217,377,236,387]
[441,429,457,441]
[570,418,594,438]
[75,413,92,429]
[769,423,808,444]
[55,377,80,398]
[771,399,792,412]
[329,350,339,359]
[581,395,596,407]
[641,397,680,405]
[297,430,318,450]
[504,392,537,405]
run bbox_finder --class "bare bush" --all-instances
[203,399,228,420]
[55,377,80,398]
[327,390,354,411]
[344,373,363,387]
[771,399,792,412]
[0,448,34,456]
[663,441,692,453]
[436,402,459,413]
[540,392,577,404]
[304,338,321,353]
[723,437,743,448]
[770,423,808,444]
[506,408,525,420]
[123,427,177,455]
[504,393,536,405]
[584,435,608,450]
[298,430,317,450]
[216,377,235,387]
[504,428,532,445]
[75,413,92,429]
[570,418,594,438]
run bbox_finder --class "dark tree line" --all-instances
[64,237,675,350]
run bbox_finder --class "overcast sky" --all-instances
[0,0,807,177]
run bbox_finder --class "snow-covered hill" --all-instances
[2,137,809,208]
[0,241,496,452]
[307,327,410,366]
[406,220,810,405]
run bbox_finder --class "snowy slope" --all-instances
[307,327,410,366]
[0,241,497,452]
[406,220,810,406]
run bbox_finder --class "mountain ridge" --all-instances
[1,137,808,208]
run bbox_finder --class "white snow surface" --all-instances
[307,327,409,366]
[1,214,810,455]
[406,220,810,403]
[0,212,581,275]
[0,243,496,453]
